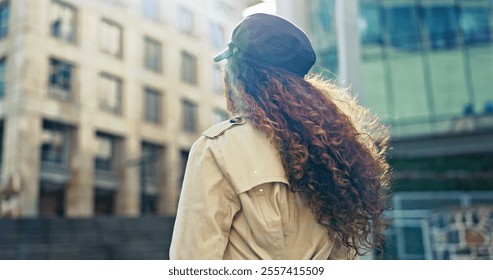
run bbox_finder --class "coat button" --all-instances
[229,117,243,124]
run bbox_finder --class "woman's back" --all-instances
[170,119,348,259]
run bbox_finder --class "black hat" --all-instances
[213,13,316,77]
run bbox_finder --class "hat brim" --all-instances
[213,48,232,62]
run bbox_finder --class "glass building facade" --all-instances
[306,0,493,138]
[306,0,338,79]
[359,0,493,138]
[301,0,493,259]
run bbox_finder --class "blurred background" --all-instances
[0,0,491,260]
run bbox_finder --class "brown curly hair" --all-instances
[223,57,392,258]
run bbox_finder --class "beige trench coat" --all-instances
[169,117,349,260]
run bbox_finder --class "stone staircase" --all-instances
[0,216,175,260]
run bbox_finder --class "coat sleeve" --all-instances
[169,137,240,260]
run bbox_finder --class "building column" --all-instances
[158,145,178,215]
[115,133,140,216]
[3,111,42,217]
[1,0,43,217]
[65,122,94,217]
[335,0,363,97]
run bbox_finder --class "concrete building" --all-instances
[278,0,493,259]
[0,0,259,218]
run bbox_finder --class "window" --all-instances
[213,109,228,124]
[420,6,459,50]
[178,6,193,34]
[49,58,73,100]
[143,87,161,124]
[41,121,70,164]
[182,99,197,133]
[141,142,161,214]
[459,6,491,45]
[50,1,76,44]
[0,0,9,39]
[94,189,114,216]
[141,142,160,183]
[95,133,117,172]
[100,19,123,58]
[0,58,5,98]
[210,22,225,49]
[0,121,4,171]
[144,37,162,72]
[181,51,197,85]
[383,6,421,51]
[141,0,160,21]
[359,3,383,46]
[99,73,122,114]
[179,149,190,187]
[213,65,222,94]
[39,188,65,217]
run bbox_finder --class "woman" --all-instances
[170,13,391,260]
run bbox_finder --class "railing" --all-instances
[0,216,175,260]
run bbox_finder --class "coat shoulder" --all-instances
[202,116,247,139]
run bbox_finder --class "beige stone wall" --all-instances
[0,0,248,217]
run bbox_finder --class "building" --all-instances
[0,0,259,218]
[278,0,493,259]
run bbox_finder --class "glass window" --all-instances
[41,121,69,164]
[141,142,160,187]
[50,1,76,44]
[401,226,426,258]
[100,19,123,58]
[141,0,160,21]
[0,121,3,171]
[383,5,421,51]
[461,0,493,114]
[360,2,391,120]
[469,46,493,113]
[419,4,460,50]
[377,1,431,136]
[94,189,114,216]
[213,109,228,124]
[212,65,222,94]
[144,87,161,124]
[49,58,73,101]
[427,50,469,117]
[182,99,197,133]
[306,0,338,76]
[388,53,431,134]
[179,149,190,186]
[459,4,491,46]
[306,0,336,45]
[361,58,391,120]
[141,142,161,215]
[178,6,193,34]
[95,133,117,172]
[360,2,383,47]
[181,51,197,85]
[0,57,5,98]
[0,0,9,39]
[144,37,162,72]
[210,22,224,49]
[39,188,65,217]
[99,73,122,114]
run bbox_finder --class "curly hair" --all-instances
[223,57,392,259]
